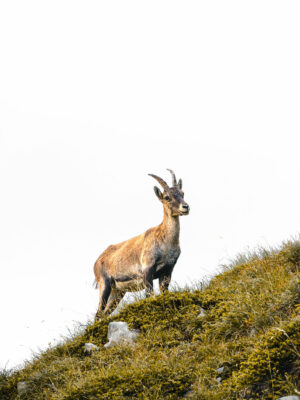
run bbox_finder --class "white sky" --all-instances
[1,1,300,369]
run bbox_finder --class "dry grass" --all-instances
[1,239,300,399]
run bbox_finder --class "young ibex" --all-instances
[93,169,190,319]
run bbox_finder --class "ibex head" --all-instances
[148,169,190,217]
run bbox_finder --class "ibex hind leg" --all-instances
[103,289,126,315]
[95,275,112,321]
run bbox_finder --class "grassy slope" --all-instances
[1,240,300,399]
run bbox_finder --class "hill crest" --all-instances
[1,240,299,399]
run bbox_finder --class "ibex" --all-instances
[93,169,190,319]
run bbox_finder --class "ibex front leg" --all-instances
[143,264,155,297]
[159,271,172,293]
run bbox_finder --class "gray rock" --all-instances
[197,308,206,318]
[250,328,256,337]
[17,381,28,395]
[276,396,300,400]
[183,389,194,398]
[84,343,99,353]
[30,372,43,380]
[104,321,139,348]
[216,366,225,374]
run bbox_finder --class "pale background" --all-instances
[1,1,300,369]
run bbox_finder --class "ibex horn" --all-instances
[148,174,169,191]
[166,169,177,186]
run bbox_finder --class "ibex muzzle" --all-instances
[93,169,189,320]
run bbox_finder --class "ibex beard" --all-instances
[93,169,190,320]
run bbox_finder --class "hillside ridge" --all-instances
[1,240,299,399]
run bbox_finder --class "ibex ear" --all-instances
[154,186,163,200]
[178,179,183,189]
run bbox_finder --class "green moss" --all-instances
[281,239,300,267]
[231,317,300,399]
[1,239,300,400]
[55,354,195,400]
